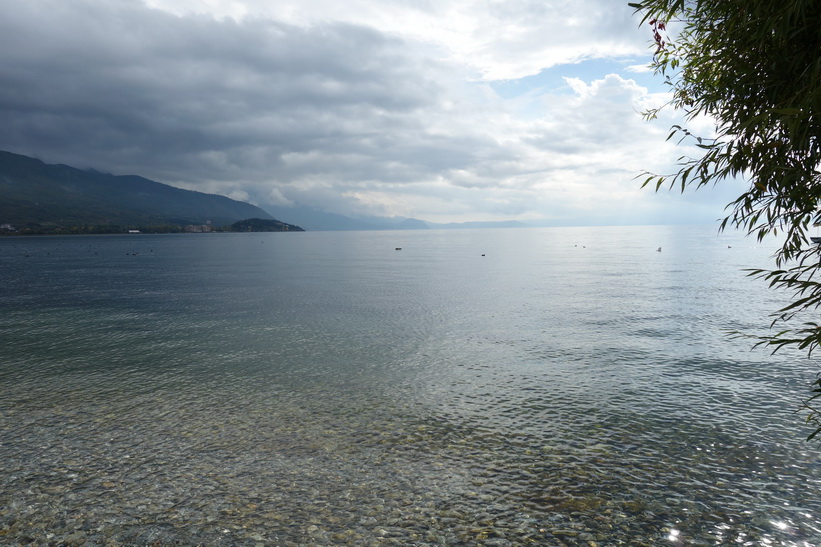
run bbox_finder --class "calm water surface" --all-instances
[1,225,820,545]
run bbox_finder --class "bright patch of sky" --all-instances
[491,58,659,100]
[0,0,743,226]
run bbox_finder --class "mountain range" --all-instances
[0,150,527,233]
[0,150,282,233]
[262,204,527,231]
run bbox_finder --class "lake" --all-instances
[1,225,820,545]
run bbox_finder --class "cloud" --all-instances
[144,0,650,80]
[1,3,447,174]
[625,63,653,74]
[0,0,733,225]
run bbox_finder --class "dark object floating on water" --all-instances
[657,247,662,252]
[395,247,402,250]
[481,254,485,256]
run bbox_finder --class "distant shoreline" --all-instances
[0,228,302,237]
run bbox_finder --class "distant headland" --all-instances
[0,150,304,235]
[230,218,304,232]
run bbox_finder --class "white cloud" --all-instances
[625,63,653,73]
[144,0,650,80]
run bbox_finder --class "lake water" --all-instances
[1,225,820,545]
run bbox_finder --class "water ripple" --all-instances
[1,228,819,545]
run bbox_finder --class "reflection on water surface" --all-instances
[1,227,820,545]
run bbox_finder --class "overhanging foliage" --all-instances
[629,0,821,438]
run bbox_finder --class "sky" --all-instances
[0,0,748,226]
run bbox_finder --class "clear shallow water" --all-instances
[1,225,820,545]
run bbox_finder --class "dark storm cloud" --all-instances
[0,0,491,195]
